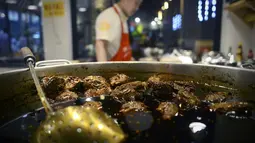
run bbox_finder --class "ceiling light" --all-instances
[151,21,156,26]
[212,12,216,18]
[198,9,202,14]
[0,13,5,18]
[212,6,216,12]
[212,0,217,5]
[28,5,38,10]
[161,6,165,11]
[164,2,169,10]
[204,16,208,21]
[158,11,163,20]
[198,0,202,5]
[204,11,209,15]
[79,7,87,12]
[6,0,16,4]
[205,0,209,5]
[172,14,182,31]
[157,20,162,25]
[135,17,140,23]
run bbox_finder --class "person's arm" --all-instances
[95,39,108,62]
[95,10,119,61]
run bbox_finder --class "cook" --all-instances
[95,0,143,61]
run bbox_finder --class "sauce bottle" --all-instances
[248,49,254,60]
[236,43,243,66]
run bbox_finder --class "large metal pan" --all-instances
[0,61,254,127]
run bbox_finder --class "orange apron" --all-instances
[110,6,132,61]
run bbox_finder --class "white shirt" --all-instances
[95,4,129,60]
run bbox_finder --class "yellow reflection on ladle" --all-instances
[72,111,81,121]
[33,106,125,143]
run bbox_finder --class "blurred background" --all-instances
[0,0,255,72]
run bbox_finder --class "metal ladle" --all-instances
[21,47,125,143]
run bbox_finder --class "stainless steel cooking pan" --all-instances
[0,61,254,126]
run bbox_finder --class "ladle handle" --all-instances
[21,47,53,113]
[21,47,36,66]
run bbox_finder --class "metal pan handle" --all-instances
[241,63,255,69]
[36,59,72,67]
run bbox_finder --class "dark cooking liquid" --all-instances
[121,108,255,143]
[0,103,254,143]
[0,82,254,143]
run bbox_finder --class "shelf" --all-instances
[225,0,255,27]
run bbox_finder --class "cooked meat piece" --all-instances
[84,88,111,98]
[41,76,65,99]
[209,102,252,112]
[83,76,111,90]
[83,76,111,97]
[147,74,174,100]
[174,90,201,110]
[110,74,130,87]
[205,92,227,103]
[110,81,147,102]
[64,76,84,92]
[157,102,178,120]
[120,101,148,114]
[147,74,173,87]
[149,74,173,81]
[55,90,78,102]
[42,76,84,99]
[83,101,102,110]
[173,81,196,93]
